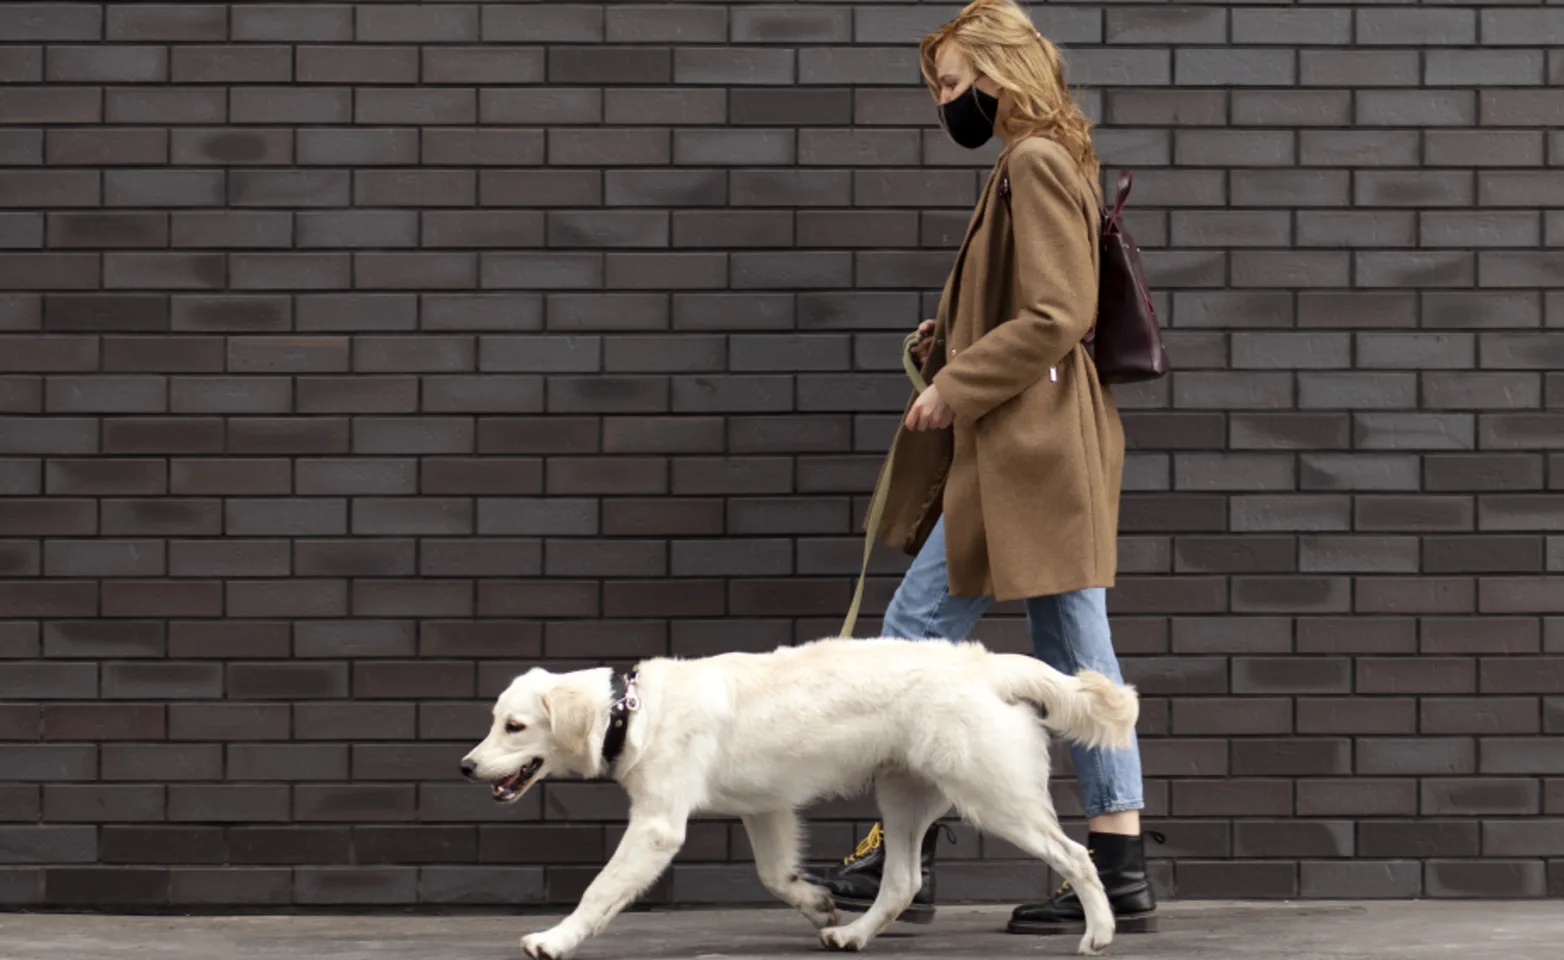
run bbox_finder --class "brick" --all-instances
[0,46,39,83]
[1231,495,1350,533]
[1176,48,1294,86]
[731,170,851,208]
[481,2,600,41]
[169,128,291,166]
[1357,9,1476,46]
[1108,8,1225,44]
[0,254,97,292]
[1358,90,1475,127]
[481,87,600,126]
[1234,820,1353,859]
[1424,697,1542,737]
[1426,860,1547,898]
[0,744,96,781]
[1356,172,1475,211]
[355,170,475,208]
[1427,455,1543,494]
[166,786,287,825]
[1481,335,1564,374]
[1426,536,1544,575]
[0,131,40,166]
[0,171,100,213]
[797,48,917,87]
[1169,617,1291,656]
[423,294,543,333]
[294,46,418,84]
[1229,170,1349,209]
[544,296,669,335]
[1173,781,1289,823]
[47,45,166,83]
[420,866,545,905]
[1170,698,1290,737]
[40,784,162,825]
[476,417,597,455]
[1476,91,1564,128]
[1428,49,1544,87]
[1232,739,1352,777]
[1301,860,1422,899]
[1427,131,1544,169]
[673,47,793,87]
[601,89,724,127]
[604,499,723,537]
[1423,778,1541,817]
[230,170,349,209]
[1353,413,1475,451]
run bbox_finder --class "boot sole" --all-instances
[831,896,936,925]
[1006,913,1158,936]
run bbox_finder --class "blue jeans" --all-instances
[882,517,1144,819]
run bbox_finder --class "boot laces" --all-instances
[1050,830,1165,899]
[842,823,884,865]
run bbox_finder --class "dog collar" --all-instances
[601,669,640,770]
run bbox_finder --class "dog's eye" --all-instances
[504,721,526,734]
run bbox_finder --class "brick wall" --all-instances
[1,1,1562,908]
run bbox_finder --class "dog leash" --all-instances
[838,331,929,639]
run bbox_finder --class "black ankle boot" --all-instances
[1007,831,1164,935]
[804,823,950,925]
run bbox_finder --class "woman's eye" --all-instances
[505,721,526,734]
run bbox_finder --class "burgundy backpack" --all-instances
[1000,148,1169,384]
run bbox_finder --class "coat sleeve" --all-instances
[932,141,1097,422]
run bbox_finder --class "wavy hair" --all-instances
[920,0,1100,186]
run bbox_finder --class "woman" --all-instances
[807,0,1157,938]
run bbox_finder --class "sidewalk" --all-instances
[0,901,1558,959]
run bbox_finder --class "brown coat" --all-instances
[869,133,1124,602]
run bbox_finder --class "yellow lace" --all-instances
[1052,848,1093,897]
[842,823,885,865]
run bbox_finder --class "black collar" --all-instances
[601,669,638,771]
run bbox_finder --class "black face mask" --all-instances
[939,83,1000,149]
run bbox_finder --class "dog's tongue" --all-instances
[492,770,523,799]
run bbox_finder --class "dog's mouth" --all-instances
[491,758,543,803]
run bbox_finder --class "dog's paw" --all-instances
[820,926,868,952]
[801,890,839,930]
[521,929,577,960]
[1077,927,1112,956]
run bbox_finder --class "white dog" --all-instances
[461,637,1138,960]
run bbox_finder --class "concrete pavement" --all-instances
[0,901,1558,959]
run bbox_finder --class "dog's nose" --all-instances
[460,758,477,779]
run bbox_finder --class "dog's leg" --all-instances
[521,805,689,960]
[820,773,947,953]
[743,810,838,930]
[969,803,1114,956]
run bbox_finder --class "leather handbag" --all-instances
[1001,149,1169,384]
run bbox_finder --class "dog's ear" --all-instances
[541,684,597,761]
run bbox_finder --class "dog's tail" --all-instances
[987,654,1138,750]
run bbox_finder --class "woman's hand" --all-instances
[906,383,954,431]
[908,319,937,366]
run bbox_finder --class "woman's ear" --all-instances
[541,685,598,762]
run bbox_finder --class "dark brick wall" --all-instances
[1,1,1562,907]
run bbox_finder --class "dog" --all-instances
[461,637,1139,959]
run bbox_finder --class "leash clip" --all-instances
[620,674,641,712]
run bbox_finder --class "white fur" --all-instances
[461,637,1139,960]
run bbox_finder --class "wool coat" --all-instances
[868,129,1124,602]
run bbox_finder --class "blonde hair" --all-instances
[920,0,1100,185]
